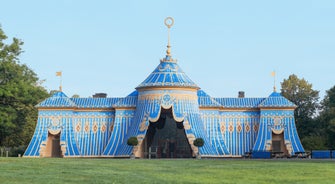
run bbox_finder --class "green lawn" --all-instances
[0,158,334,184]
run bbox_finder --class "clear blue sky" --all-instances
[1,0,334,99]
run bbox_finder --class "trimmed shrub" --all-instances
[127,137,138,146]
[193,138,204,147]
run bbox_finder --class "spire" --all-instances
[56,71,63,92]
[271,70,276,92]
[162,17,175,62]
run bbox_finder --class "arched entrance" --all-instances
[44,132,62,157]
[142,108,192,158]
[272,132,288,155]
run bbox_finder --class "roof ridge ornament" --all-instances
[162,17,176,63]
[271,70,277,92]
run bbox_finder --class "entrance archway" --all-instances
[142,108,192,158]
[44,132,62,157]
[271,132,288,155]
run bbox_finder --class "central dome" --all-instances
[137,17,199,90]
[136,59,199,89]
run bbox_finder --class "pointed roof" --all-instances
[136,60,199,89]
[258,92,296,108]
[136,17,199,90]
[37,91,77,108]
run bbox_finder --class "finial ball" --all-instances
[164,17,174,29]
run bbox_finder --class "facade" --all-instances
[24,18,304,158]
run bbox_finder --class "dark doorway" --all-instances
[272,132,287,155]
[143,108,192,158]
[44,132,62,157]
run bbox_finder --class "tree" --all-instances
[319,85,335,149]
[0,26,49,147]
[280,74,320,148]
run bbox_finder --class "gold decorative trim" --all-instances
[228,122,234,133]
[101,123,107,133]
[112,107,136,110]
[272,128,284,135]
[139,119,148,132]
[237,121,242,133]
[92,122,98,133]
[199,107,222,110]
[245,123,250,132]
[221,108,260,112]
[259,107,296,110]
[48,129,61,135]
[220,122,226,134]
[84,122,90,133]
[137,87,199,92]
[75,123,81,132]
[253,124,259,132]
[184,120,191,130]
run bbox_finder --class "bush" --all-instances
[127,137,138,146]
[10,145,26,157]
[0,146,26,157]
[193,138,204,147]
[302,135,328,150]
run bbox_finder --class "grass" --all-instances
[0,158,334,184]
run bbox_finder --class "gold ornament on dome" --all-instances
[164,17,174,28]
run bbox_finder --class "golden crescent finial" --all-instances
[164,17,174,29]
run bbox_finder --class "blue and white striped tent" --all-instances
[24,21,304,158]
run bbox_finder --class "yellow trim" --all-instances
[259,107,296,110]
[199,107,222,110]
[221,108,259,112]
[137,86,199,91]
[272,127,284,135]
[113,107,136,111]
[75,108,115,111]
[38,107,75,111]
[38,107,116,112]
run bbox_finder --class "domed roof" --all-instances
[136,57,199,89]
[137,17,199,90]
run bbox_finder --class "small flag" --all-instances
[56,71,62,76]
[271,71,275,77]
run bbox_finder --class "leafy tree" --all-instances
[319,85,335,149]
[280,74,320,147]
[0,26,49,147]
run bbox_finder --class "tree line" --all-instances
[0,26,334,155]
[0,27,49,155]
[281,75,335,150]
